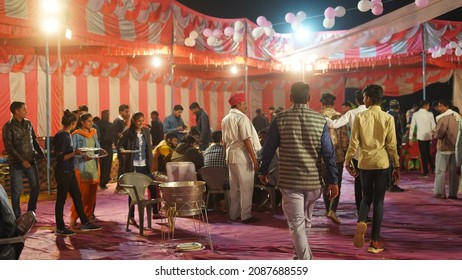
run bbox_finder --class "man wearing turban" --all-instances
[221,93,261,224]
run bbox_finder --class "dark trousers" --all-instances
[358,168,388,241]
[54,169,89,229]
[418,140,434,175]
[322,161,344,212]
[99,144,113,188]
[352,159,362,213]
[128,166,158,218]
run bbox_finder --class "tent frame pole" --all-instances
[422,23,427,101]
[45,35,51,195]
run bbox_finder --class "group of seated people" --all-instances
[150,127,280,213]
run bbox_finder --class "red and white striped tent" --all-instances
[1,0,462,152]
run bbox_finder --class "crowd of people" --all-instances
[1,82,461,259]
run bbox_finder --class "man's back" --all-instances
[410,109,435,141]
[349,106,397,170]
[276,105,326,190]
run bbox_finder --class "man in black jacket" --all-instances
[2,102,45,218]
[189,102,211,151]
[98,110,114,190]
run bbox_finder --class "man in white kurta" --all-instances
[222,93,261,223]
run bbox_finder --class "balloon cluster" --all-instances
[185,31,198,47]
[322,6,346,29]
[357,0,383,16]
[430,41,462,58]
[184,20,245,47]
[252,16,275,39]
[285,11,307,31]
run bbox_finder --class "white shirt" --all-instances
[221,108,261,164]
[326,104,367,160]
[409,108,436,141]
[326,104,367,129]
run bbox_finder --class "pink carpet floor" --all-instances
[18,170,462,260]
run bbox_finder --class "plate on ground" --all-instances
[176,242,205,251]
[121,150,140,153]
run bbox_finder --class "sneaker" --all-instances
[418,174,428,178]
[241,216,259,224]
[80,223,102,231]
[367,240,384,254]
[327,210,341,224]
[55,227,75,236]
[353,222,367,248]
[447,196,459,200]
[434,194,446,199]
[388,185,404,192]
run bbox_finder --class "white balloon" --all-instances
[252,27,264,39]
[296,11,307,21]
[358,0,372,12]
[323,18,335,29]
[185,37,195,47]
[335,6,346,17]
[234,20,244,31]
[439,47,447,55]
[459,41,462,48]
[233,33,243,43]
[264,27,275,37]
[431,51,438,58]
[207,35,217,46]
[189,31,198,40]
[455,47,462,57]
[449,41,458,48]
[291,21,300,31]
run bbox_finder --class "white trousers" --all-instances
[433,152,459,197]
[228,162,255,221]
[280,188,322,260]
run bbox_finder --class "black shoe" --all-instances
[388,185,404,192]
[241,216,259,224]
[55,227,75,236]
[100,185,108,190]
[447,196,459,200]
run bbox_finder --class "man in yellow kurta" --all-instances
[345,85,400,254]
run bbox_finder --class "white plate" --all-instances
[78,147,100,152]
[176,242,205,251]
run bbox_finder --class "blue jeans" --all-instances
[358,168,388,241]
[10,163,40,218]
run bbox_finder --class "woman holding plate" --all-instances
[71,112,105,227]
[53,110,102,235]
[117,111,157,226]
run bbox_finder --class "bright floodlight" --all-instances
[230,66,238,74]
[295,26,311,42]
[152,57,161,68]
[292,62,302,72]
[305,64,314,71]
[42,0,60,14]
[65,27,72,40]
[41,18,59,34]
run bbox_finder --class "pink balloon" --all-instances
[262,20,272,28]
[212,29,222,38]
[203,28,212,37]
[324,7,336,19]
[256,16,267,26]
[371,4,383,16]
[224,27,234,37]
[285,12,296,24]
[371,0,382,3]
[415,0,429,8]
